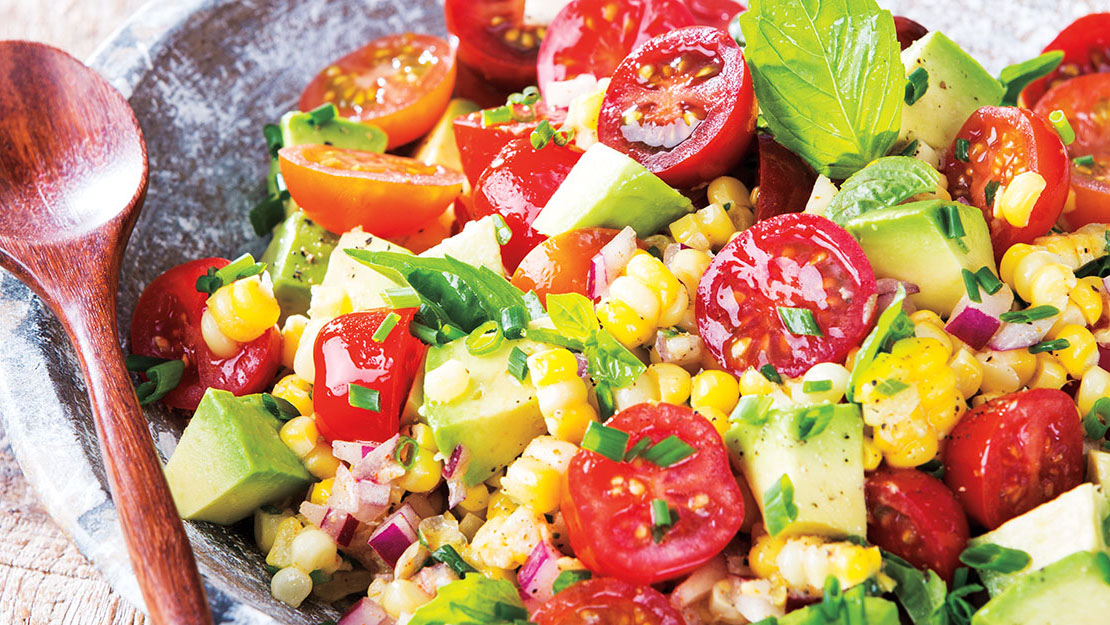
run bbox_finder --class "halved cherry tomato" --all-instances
[941,106,1069,258]
[598,26,757,188]
[452,109,543,186]
[445,0,540,88]
[298,33,456,149]
[536,0,694,99]
[1034,73,1110,227]
[755,134,817,221]
[279,144,463,237]
[512,227,627,304]
[531,578,684,625]
[561,403,743,585]
[312,309,426,443]
[685,0,744,29]
[472,137,583,270]
[893,16,928,51]
[866,467,969,582]
[944,388,1083,530]
[696,213,877,378]
[1021,13,1110,108]
[130,258,282,411]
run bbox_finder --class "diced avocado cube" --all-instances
[419,215,506,276]
[308,228,409,319]
[413,98,479,171]
[972,551,1110,625]
[725,404,866,539]
[968,483,1110,597]
[778,589,899,625]
[422,338,547,487]
[280,110,388,154]
[531,143,693,238]
[1090,450,1110,494]
[260,211,339,317]
[898,32,1004,150]
[164,389,312,525]
[844,200,995,314]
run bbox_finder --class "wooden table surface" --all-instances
[1,1,150,623]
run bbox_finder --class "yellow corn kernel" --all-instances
[1071,277,1104,326]
[613,371,660,410]
[528,348,579,386]
[668,248,713,301]
[459,483,490,514]
[977,349,1037,394]
[694,204,737,249]
[271,566,313,608]
[424,358,470,403]
[1077,366,1110,415]
[697,406,731,436]
[281,314,308,370]
[862,436,882,471]
[948,350,983,399]
[749,533,787,579]
[708,176,752,209]
[280,416,319,459]
[691,370,740,414]
[536,379,589,414]
[1007,249,1076,311]
[1000,243,1036,286]
[1029,352,1069,390]
[648,363,692,405]
[995,171,1046,228]
[380,579,433,619]
[266,516,305,568]
[290,526,338,573]
[309,478,335,505]
[913,318,953,354]
[272,374,313,416]
[797,362,851,405]
[412,423,436,448]
[502,456,563,514]
[1034,223,1109,270]
[1052,324,1099,378]
[201,308,240,358]
[397,446,443,493]
[548,403,596,444]
[207,274,281,343]
[486,490,518,520]
[303,444,340,480]
[625,252,687,326]
[669,213,712,251]
[739,367,777,396]
[597,297,656,348]
[909,309,944,326]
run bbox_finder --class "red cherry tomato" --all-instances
[312,309,426,442]
[944,388,1084,530]
[562,403,743,585]
[1034,74,1110,228]
[452,110,543,187]
[1021,13,1110,108]
[472,137,583,271]
[696,213,877,378]
[941,106,1069,258]
[298,33,456,149]
[755,134,818,221]
[685,0,744,29]
[893,16,928,50]
[130,258,282,410]
[531,578,684,625]
[536,0,694,99]
[865,467,969,582]
[598,26,757,188]
[511,227,628,305]
[445,0,541,88]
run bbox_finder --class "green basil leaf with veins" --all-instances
[997,50,1064,107]
[826,156,943,224]
[546,292,600,343]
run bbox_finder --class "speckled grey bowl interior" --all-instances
[0,0,1101,623]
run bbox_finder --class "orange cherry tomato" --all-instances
[299,33,457,149]
[511,228,626,305]
[279,144,464,237]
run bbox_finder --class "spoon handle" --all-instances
[65,293,213,625]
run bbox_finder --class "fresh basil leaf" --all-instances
[826,156,942,224]
[997,50,1064,107]
[547,293,599,343]
[731,395,774,426]
[262,393,300,421]
[881,552,948,625]
[552,569,592,594]
[585,329,647,389]
[409,573,526,625]
[526,328,585,352]
[762,474,798,536]
[847,284,913,401]
[959,543,1031,573]
[739,0,903,179]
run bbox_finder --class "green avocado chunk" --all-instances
[1089,450,1110,493]
[260,211,339,317]
[843,200,995,314]
[421,338,547,487]
[972,550,1110,625]
[530,143,693,238]
[164,389,312,525]
[280,110,388,154]
[725,403,866,539]
[778,589,900,625]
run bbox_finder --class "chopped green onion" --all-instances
[820,575,844,619]
[481,105,514,127]
[961,268,981,303]
[249,194,286,236]
[439,324,468,342]
[382,286,422,309]
[904,67,929,105]
[262,393,300,421]
[372,312,400,342]
[134,359,186,406]
[493,602,528,621]
[763,474,798,536]
[1074,154,1097,168]
[984,180,1001,208]
[940,202,965,241]
[959,543,1031,573]
[307,103,337,126]
[411,322,440,345]
[1029,338,1069,354]
[647,245,663,260]
[975,267,1004,294]
[530,120,555,149]
[215,253,259,285]
[522,290,547,318]
[309,570,332,585]
[274,172,288,196]
[263,123,283,158]
[777,306,823,337]
[760,364,782,384]
[232,262,266,281]
[795,404,835,441]
[1048,109,1075,145]
[581,421,629,462]
[624,436,651,461]
[898,139,919,157]
[731,395,774,425]
[642,435,697,467]
[500,305,527,339]
[260,504,281,515]
[125,354,172,372]
[1083,397,1110,440]
[552,570,592,594]
[650,498,675,544]
[507,85,540,106]
[553,128,575,146]
[465,320,504,356]
[348,384,380,412]
[999,305,1059,323]
[875,378,909,396]
[394,435,418,471]
[595,381,616,420]
[802,379,833,393]
[491,214,513,245]
[431,544,477,577]
[507,346,529,382]
[955,138,970,162]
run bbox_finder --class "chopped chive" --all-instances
[382,286,422,309]
[1074,155,1096,168]
[274,172,288,197]
[249,194,286,236]
[507,346,529,382]
[500,305,528,339]
[940,203,965,240]
[731,395,774,425]
[431,544,477,576]
[984,180,1001,208]
[975,267,1004,294]
[263,123,283,158]
[214,253,257,286]
[125,354,172,372]
[1083,397,1110,440]
[802,379,833,393]
[465,320,504,356]
[650,498,675,543]
[134,359,186,406]
[372,312,400,342]
[553,128,575,146]
[763,474,798,536]
[624,436,652,461]
[647,245,663,260]
[262,393,300,421]
[904,67,929,105]
[493,602,528,621]
[760,364,782,384]
[581,421,629,462]
[875,378,910,396]
[530,120,555,149]
[411,322,440,345]
[642,435,696,467]
[439,324,467,341]
[1000,305,1059,323]
[307,103,337,126]
[777,306,823,337]
[1048,109,1075,145]
[394,435,418,471]
[959,543,1031,574]
[961,268,982,303]
[507,85,540,106]
[481,105,514,127]
[232,262,266,281]
[955,138,971,162]
[1029,338,1069,354]
[552,570,592,594]
[898,138,919,157]
[348,384,381,412]
[491,214,514,245]
[795,404,835,441]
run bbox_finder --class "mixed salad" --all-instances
[128,0,1110,624]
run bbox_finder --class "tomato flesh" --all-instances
[598,26,757,188]
[512,228,627,305]
[941,106,1069,258]
[755,134,818,221]
[531,578,685,625]
[943,388,1083,530]
[695,213,877,378]
[1021,13,1110,107]
[893,16,928,50]
[684,0,744,29]
[452,109,543,187]
[865,467,969,582]
[445,0,540,88]
[561,403,743,585]
[312,309,426,443]
[298,33,456,149]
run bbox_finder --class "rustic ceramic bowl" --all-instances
[0,0,1099,622]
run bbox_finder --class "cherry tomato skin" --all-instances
[561,403,743,585]
[531,578,685,625]
[941,106,1069,258]
[298,33,456,149]
[536,0,695,98]
[445,0,540,89]
[472,137,583,271]
[1021,13,1110,108]
[452,110,542,187]
[893,16,928,50]
[312,309,426,443]
[1034,74,1110,228]
[511,227,627,305]
[943,388,1084,530]
[685,0,745,30]
[598,26,757,188]
[865,467,969,582]
[696,213,877,378]
[755,134,818,221]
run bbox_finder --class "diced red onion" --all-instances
[575,353,589,380]
[322,508,360,547]
[655,332,705,366]
[662,242,689,266]
[519,541,562,602]
[395,502,421,530]
[945,306,1000,351]
[672,556,728,607]
[352,434,404,484]
[443,445,469,479]
[587,226,637,299]
[338,597,393,625]
[413,562,459,595]
[875,278,920,313]
[443,445,471,509]
[989,316,1056,351]
[368,508,419,567]
[330,465,391,523]
[298,501,327,527]
[332,440,377,465]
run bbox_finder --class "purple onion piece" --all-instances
[945,306,1000,351]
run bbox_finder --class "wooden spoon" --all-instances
[0,41,212,625]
